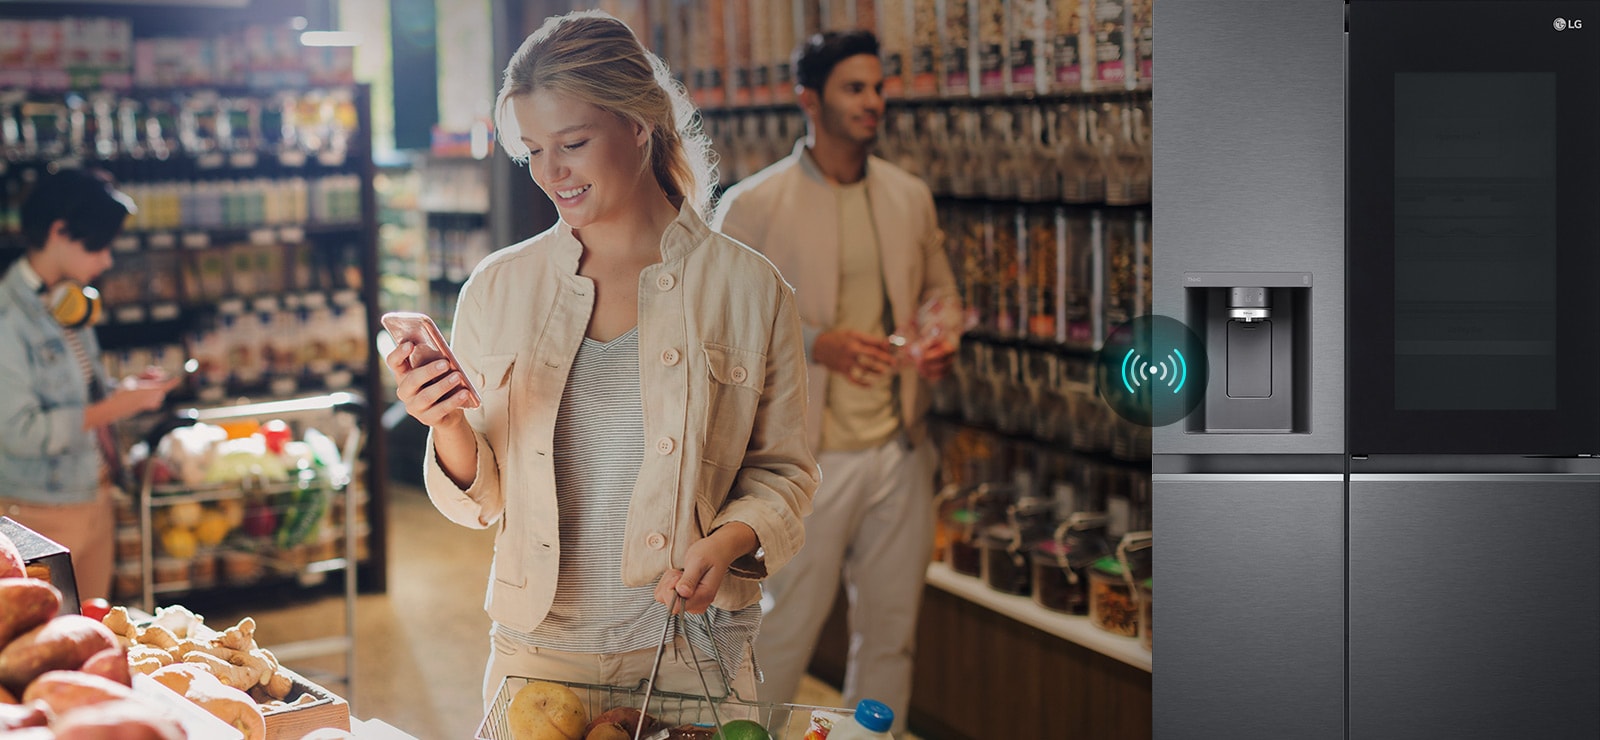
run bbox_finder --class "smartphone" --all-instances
[380,311,482,408]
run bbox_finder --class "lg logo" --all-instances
[1555,17,1583,30]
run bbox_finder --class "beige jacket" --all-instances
[713,141,962,450]
[423,204,818,633]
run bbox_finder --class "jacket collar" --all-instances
[549,196,711,279]
[792,139,876,188]
[3,259,52,325]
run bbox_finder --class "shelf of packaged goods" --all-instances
[927,414,1151,471]
[925,560,1151,672]
[699,88,1152,116]
[932,195,1153,211]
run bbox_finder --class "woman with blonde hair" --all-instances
[385,10,817,709]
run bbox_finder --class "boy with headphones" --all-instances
[0,168,179,601]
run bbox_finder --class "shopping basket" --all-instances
[477,674,850,740]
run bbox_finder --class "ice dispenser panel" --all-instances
[1182,272,1312,434]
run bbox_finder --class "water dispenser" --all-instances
[1181,272,1312,434]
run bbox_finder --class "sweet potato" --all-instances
[80,646,132,687]
[22,669,131,715]
[52,698,185,740]
[0,699,48,730]
[0,578,62,648]
[0,615,118,694]
[0,533,23,579]
[2,726,53,740]
[0,682,14,704]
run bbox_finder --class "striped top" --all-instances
[498,327,761,685]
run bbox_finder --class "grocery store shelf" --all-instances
[924,561,1151,672]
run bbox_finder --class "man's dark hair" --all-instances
[792,29,880,94]
[20,168,136,253]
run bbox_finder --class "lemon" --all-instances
[713,719,771,740]
[159,526,198,559]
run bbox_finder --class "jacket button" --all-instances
[656,437,675,455]
[646,533,667,550]
[730,366,748,383]
[661,348,681,366]
[656,273,676,291]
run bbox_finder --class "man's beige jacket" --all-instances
[423,204,818,633]
[713,141,962,450]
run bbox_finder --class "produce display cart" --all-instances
[133,392,365,704]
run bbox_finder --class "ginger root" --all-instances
[182,652,262,692]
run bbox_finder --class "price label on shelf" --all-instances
[112,235,141,253]
[279,150,308,168]
[197,152,225,170]
[278,226,305,244]
[146,233,177,250]
[229,151,259,169]
[317,150,347,167]
[248,229,276,246]
[114,305,146,324]
[252,296,279,313]
[181,233,211,249]
[150,303,181,321]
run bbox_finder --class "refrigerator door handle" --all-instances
[1350,473,1600,483]
[1154,473,1345,482]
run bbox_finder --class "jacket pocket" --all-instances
[700,343,765,471]
[475,353,517,453]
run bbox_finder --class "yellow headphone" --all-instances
[45,282,103,328]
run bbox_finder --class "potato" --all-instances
[22,669,131,715]
[0,578,62,648]
[80,646,132,687]
[0,682,14,704]
[0,533,23,579]
[508,680,588,740]
[0,615,118,694]
[52,698,185,740]
[0,700,48,730]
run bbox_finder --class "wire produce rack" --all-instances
[478,675,850,740]
[131,392,366,707]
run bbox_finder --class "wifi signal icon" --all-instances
[1120,347,1188,395]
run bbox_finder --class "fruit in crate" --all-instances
[158,527,197,560]
[195,509,232,546]
[243,503,278,538]
[508,680,589,740]
[167,501,203,529]
[218,498,246,528]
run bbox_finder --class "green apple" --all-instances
[712,719,772,740]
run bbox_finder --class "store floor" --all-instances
[209,481,907,739]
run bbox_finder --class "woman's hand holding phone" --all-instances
[386,342,478,428]
[381,312,480,430]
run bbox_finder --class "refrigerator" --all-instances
[1155,2,1600,739]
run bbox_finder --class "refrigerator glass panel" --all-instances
[1348,0,1600,454]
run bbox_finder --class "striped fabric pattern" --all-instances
[500,327,760,685]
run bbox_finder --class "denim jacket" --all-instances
[422,204,818,633]
[0,260,112,504]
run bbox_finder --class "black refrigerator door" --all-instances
[1348,475,1600,738]
[1349,1,1600,455]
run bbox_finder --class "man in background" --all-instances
[713,29,961,733]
